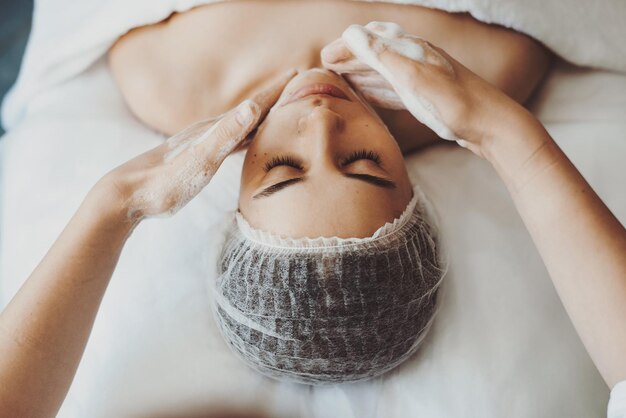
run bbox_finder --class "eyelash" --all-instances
[263,149,382,172]
[341,149,382,167]
[264,155,304,172]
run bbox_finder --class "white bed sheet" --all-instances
[0,58,624,417]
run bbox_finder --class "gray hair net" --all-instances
[212,186,445,384]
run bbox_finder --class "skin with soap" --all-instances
[340,23,459,141]
[126,100,258,220]
[324,21,467,143]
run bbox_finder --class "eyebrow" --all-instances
[344,173,396,189]
[252,173,396,199]
[253,177,305,199]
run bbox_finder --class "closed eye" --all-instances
[340,149,382,167]
[264,155,304,172]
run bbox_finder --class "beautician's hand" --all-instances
[321,21,516,156]
[0,70,294,417]
[329,22,626,392]
[102,69,297,222]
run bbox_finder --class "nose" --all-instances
[298,103,345,133]
[298,103,346,171]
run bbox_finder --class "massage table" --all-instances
[1,1,625,415]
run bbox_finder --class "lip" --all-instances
[281,83,350,107]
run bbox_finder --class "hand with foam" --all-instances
[322,22,512,156]
[101,69,297,222]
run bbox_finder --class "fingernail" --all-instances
[236,100,254,125]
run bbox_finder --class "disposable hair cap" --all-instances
[213,186,446,384]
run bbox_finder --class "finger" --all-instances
[324,60,372,76]
[167,69,296,155]
[422,41,458,73]
[366,21,441,68]
[165,115,223,149]
[345,72,394,89]
[343,23,454,80]
[323,57,374,75]
[343,72,405,109]
[203,99,260,164]
[321,38,354,65]
[342,25,425,85]
[358,87,406,110]
[342,25,400,75]
[382,33,454,74]
[364,21,406,39]
[250,69,298,120]
[323,22,410,70]
[164,99,255,165]
[343,25,460,140]
[322,41,373,74]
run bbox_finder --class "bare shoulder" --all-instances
[109,18,188,134]
[467,22,553,104]
[108,1,552,141]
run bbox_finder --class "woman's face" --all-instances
[239,68,413,238]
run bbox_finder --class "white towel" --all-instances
[2,0,625,131]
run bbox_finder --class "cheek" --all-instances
[240,146,263,190]
[349,117,397,149]
[238,161,258,212]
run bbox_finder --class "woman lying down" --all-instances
[1,2,625,417]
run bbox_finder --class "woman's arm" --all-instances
[483,106,626,388]
[323,22,626,388]
[0,70,295,416]
[0,183,133,416]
